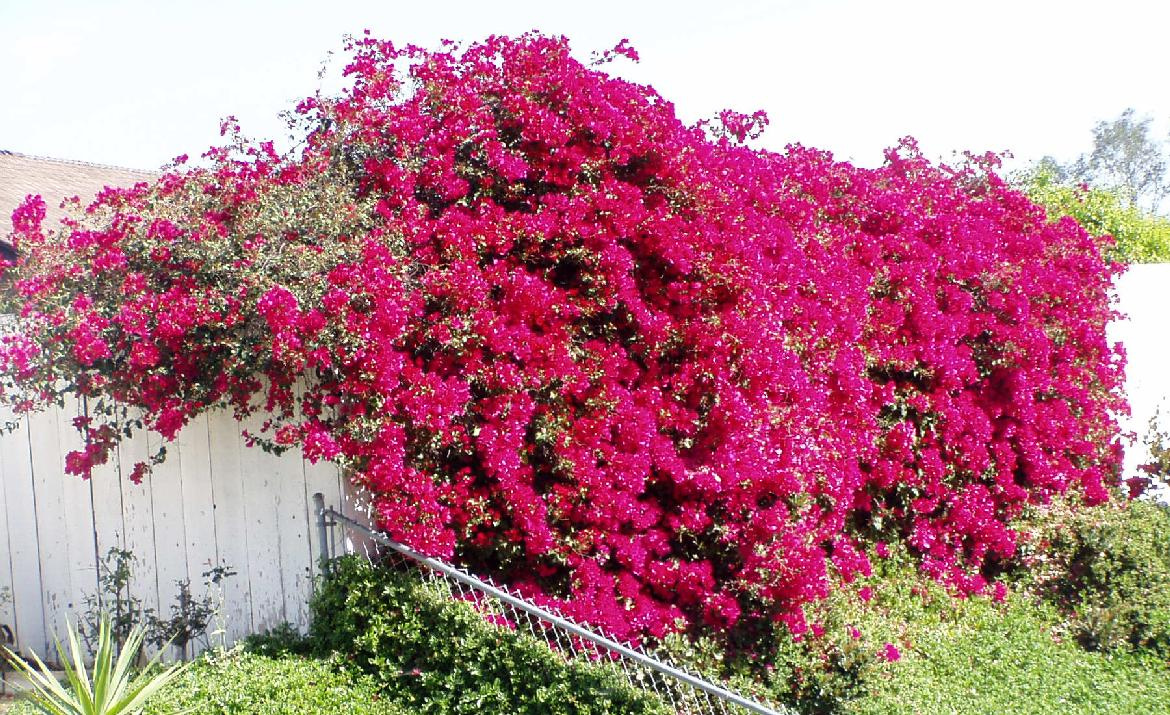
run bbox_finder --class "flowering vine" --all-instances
[0,33,1126,644]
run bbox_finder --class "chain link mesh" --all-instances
[317,500,791,715]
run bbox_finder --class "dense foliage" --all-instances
[0,33,1126,641]
[1012,496,1170,656]
[1019,163,1170,263]
[659,511,1170,715]
[307,555,670,715]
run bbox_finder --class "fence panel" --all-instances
[0,408,324,659]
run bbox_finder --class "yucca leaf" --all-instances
[104,621,146,707]
[4,645,78,714]
[106,662,187,714]
[61,619,95,712]
[3,612,188,715]
[90,616,114,709]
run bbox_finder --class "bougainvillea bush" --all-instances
[0,33,1126,645]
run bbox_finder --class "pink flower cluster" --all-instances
[0,33,1125,644]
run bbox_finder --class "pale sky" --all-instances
[2,0,1168,172]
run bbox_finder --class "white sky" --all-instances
[2,0,1168,172]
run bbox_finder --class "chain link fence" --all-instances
[313,493,793,715]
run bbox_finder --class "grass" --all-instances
[146,650,410,715]
[6,650,410,715]
[843,590,1170,715]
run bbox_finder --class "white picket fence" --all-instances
[0,264,1168,662]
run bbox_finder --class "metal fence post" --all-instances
[312,492,332,575]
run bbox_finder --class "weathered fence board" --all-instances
[148,426,190,655]
[28,404,77,657]
[117,428,163,648]
[0,408,24,650]
[0,402,368,659]
[237,412,287,636]
[204,413,252,647]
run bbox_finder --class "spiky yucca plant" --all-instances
[2,613,188,715]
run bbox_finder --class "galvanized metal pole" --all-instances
[312,492,332,574]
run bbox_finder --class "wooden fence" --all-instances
[0,399,370,659]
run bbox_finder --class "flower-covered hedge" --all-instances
[0,33,1125,643]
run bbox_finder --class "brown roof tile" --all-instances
[0,150,158,236]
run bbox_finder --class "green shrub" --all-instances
[786,548,1170,715]
[309,555,670,715]
[1018,163,1170,263]
[652,551,959,714]
[141,650,406,715]
[1012,496,1170,656]
[241,622,314,658]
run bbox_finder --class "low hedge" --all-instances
[1012,496,1170,656]
[656,516,1170,715]
[307,555,670,715]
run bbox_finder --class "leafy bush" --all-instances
[241,622,314,658]
[1018,162,1170,263]
[79,547,235,658]
[660,543,1170,714]
[1012,495,1170,656]
[308,555,669,715]
[143,564,236,657]
[652,549,946,713]
[0,33,1125,642]
[80,548,146,652]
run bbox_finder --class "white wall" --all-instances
[1110,264,1170,484]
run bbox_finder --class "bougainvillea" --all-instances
[0,33,1126,644]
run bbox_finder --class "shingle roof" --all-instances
[0,150,157,238]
